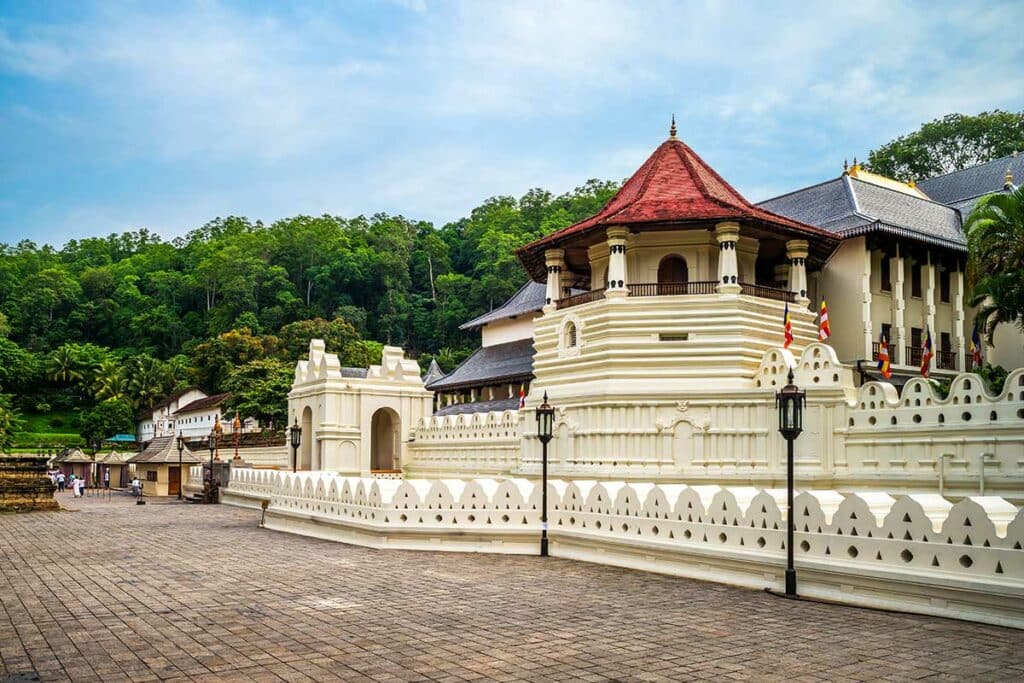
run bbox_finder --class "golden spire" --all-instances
[850,157,860,177]
[1006,165,1015,189]
[669,114,677,140]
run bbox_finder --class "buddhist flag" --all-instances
[877,336,892,379]
[518,384,526,409]
[818,299,831,341]
[783,302,793,348]
[921,328,934,378]
[970,321,983,366]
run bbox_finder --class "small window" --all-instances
[911,263,922,298]
[146,471,158,482]
[880,257,892,292]
[881,323,892,343]
[939,270,950,303]
[565,322,577,348]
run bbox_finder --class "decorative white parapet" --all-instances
[223,468,1024,629]
[844,369,1024,499]
[405,409,522,477]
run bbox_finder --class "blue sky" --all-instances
[1,0,1023,247]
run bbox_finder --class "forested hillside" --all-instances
[0,180,619,449]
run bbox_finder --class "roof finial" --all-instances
[669,114,677,140]
[842,159,849,175]
[1006,165,1015,190]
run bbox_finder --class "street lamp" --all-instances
[289,418,302,474]
[176,431,185,501]
[775,367,805,597]
[207,428,217,503]
[535,391,554,557]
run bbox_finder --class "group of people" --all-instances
[51,471,87,497]
[49,469,114,497]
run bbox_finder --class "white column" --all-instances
[892,250,909,366]
[952,267,966,371]
[605,226,629,297]
[785,239,810,308]
[924,255,936,374]
[715,221,741,294]
[890,249,906,365]
[543,248,565,310]
[860,246,873,360]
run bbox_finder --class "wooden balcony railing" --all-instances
[555,288,606,310]
[554,280,796,310]
[627,281,718,297]
[936,349,956,370]
[906,346,923,367]
[738,282,796,303]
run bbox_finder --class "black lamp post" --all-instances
[775,367,806,597]
[535,392,554,557]
[176,431,185,501]
[207,428,216,485]
[289,418,302,474]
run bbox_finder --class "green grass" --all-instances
[13,432,85,448]
[19,409,80,433]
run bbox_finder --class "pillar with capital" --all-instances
[715,221,741,294]
[543,248,565,311]
[952,267,966,371]
[923,256,936,374]
[605,226,630,297]
[785,239,810,308]
[890,249,906,365]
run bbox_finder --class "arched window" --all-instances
[565,322,577,349]
[657,255,688,294]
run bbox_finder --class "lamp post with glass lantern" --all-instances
[775,367,805,596]
[206,428,217,503]
[535,392,554,557]
[176,431,185,501]
[290,419,301,474]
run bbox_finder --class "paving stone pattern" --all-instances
[2,492,1023,682]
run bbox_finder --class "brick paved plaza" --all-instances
[2,493,1023,682]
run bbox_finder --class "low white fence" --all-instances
[406,410,522,477]
[225,468,1024,628]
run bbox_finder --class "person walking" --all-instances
[103,468,110,490]
[73,477,82,498]
[131,477,141,497]
[56,472,66,492]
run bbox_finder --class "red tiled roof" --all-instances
[517,136,836,280]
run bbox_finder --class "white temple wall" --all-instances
[821,238,870,364]
[222,468,1024,629]
[481,315,536,347]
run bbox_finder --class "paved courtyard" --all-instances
[2,493,1023,683]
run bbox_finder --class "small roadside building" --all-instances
[127,436,203,497]
[96,450,132,489]
[54,448,95,485]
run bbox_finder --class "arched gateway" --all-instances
[288,341,432,475]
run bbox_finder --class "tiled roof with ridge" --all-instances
[517,133,836,280]
[917,153,1023,205]
[424,339,534,391]
[758,174,965,252]
[460,281,547,330]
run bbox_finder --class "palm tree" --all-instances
[46,346,83,385]
[91,359,128,402]
[127,356,171,410]
[965,185,1024,342]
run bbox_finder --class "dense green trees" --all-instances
[867,110,1024,180]
[0,180,620,447]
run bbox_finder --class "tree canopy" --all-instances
[867,110,1024,180]
[0,180,620,448]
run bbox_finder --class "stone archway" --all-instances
[370,407,401,471]
[299,406,313,470]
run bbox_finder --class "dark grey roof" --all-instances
[425,339,534,391]
[341,367,368,378]
[433,397,520,417]
[460,281,546,330]
[129,436,204,464]
[759,176,965,251]
[422,359,445,385]
[917,153,1023,205]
